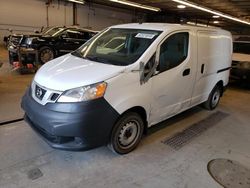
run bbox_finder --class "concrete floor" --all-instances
[0,46,33,122]
[0,46,250,188]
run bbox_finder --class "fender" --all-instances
[104,71,151,123]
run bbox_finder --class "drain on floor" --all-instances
[163,111,229,150]
[208,158,250,188]
[27,168,43,180]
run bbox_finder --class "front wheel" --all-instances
[203,85,222,110]
[108,112,144,155]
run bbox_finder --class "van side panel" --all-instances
[191,30,232,106]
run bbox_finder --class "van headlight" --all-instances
[57,82,107,103]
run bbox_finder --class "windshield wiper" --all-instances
[85,55,109,63]
[72,52,104,63]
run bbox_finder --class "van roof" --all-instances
[111,23,225,32]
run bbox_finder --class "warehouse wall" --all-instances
[77,4,134,31]
[0,0,135,44]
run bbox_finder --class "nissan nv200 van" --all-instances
[21,23,232,154]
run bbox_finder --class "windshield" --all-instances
[42,27,64,37]
[72,28,162,66]
[41,27,51,34]
[233,42,250,54]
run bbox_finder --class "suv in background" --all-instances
[231,37,250,83]
[8,26,97,70]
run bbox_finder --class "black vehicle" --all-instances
[8,26,97,69]
[3,35,10,47]
[8,27,55,67]
[231,38,250,83]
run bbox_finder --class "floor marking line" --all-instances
[0,118,24,126]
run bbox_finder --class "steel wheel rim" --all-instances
[40,49,54,63]
[212,90,220,107]
[118,120,140,149]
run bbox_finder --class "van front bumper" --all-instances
[21,88,119,151]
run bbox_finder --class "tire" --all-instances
[38,46,55,64]
[108,112,144,155]
[203,85,222,110]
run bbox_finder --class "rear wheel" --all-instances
[39,46,55,64]
[203,85,222,110]
[108,112,144,155]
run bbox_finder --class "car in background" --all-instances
[5,27,45,49]
[8,26,97,71]
[231,37,250,83]
[3,35,10,47]
[8,27,56,66]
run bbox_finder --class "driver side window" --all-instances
[158,32,189,72]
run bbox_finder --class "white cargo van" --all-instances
[21,23,232,154]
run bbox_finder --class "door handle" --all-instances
[201,64,205,74]
[183,68,190,76]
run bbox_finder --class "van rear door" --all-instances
[149,31,197,125]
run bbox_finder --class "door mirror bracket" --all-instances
[131,54,157,85]
[131,62,145,84]
[141,58,158,84]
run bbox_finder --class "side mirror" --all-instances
[140,54,157,84]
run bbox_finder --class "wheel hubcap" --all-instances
[40,49,54,63]
[212,90,220,107]
[118,121,139,148]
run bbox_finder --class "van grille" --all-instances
[50,93,60,101]
[35,85,46,100]
[31,81,63,105]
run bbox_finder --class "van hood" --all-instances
[34,54,126,91]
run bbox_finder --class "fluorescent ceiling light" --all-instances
[177,5,186,9]
[172,0,250,25]
[109,0,161,12]
[213,15,220,18]
[68,0,84,4]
